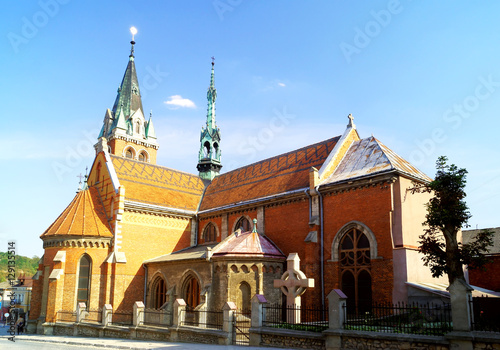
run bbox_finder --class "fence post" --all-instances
[172,298,186,327]
[102,304,112,326]
[249,294,267,346]
[133,301,145,327]
[324,289,347,350]
[223,302,237,345]
[446,279,473,350]
[76,302,87,323]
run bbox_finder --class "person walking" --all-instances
[15,315,24,335]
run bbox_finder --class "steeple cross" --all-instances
[211,56,215,65]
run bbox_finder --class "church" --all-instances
[28,34,444,333]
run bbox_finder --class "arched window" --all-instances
[202,223,217,243]
[203,141,211,158]
[339,228,372,314]
[138,151,147,162]
[238,282,251,313]
[152,277,167,309]
[135,121,141,134]
[235,216,251,232]
[77,255,91,307]
[183,275,200,309]
[125,149,134,159]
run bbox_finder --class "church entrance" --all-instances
[339,228,372,314]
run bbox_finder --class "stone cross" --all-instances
[273,253,314,323]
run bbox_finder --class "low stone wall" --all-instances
[174,326,227,345]
[53,323,74,336]
[254,327,326,350]
[340,331,449,350]
[135,326,171,341]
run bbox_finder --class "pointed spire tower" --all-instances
[95,27,159,164]
[197,58,222,181]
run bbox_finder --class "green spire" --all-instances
[197,58,222,181]
[145,111,157,139]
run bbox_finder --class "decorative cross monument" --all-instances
[274,253,314,323]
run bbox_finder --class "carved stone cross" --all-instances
[274,253,314,323]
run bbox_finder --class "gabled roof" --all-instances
[111,155,205,211]
[199,137,339,211]
[144,243,218,264]
[41,187,113,238]
[323,136,431,184]
[212,230,285,259]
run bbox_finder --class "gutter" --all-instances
[315,185,325,311]
[143,264,148,305]
[304,189,312,222]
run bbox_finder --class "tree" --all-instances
[411,156,493,285]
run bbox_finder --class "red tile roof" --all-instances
[41,187,113,238]
[111,156,205,211]
[199,137,339,210]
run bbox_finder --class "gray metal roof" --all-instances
[323,136,432,184]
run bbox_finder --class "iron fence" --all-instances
[470,295,500,332]
[344,301,452,336]
[181,306,223,330]
[141,308,172,327]
[56,310,77,323]
[233,309,251,346]
[110,309,133,326]
[263,303,329,332]
[82,308,102,324]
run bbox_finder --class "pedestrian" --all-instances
[15,315,24,335]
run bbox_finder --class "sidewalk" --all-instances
[1,328,293,350]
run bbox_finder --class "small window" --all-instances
[125,149,134,159]
[153,277,167,309]
[138,152,147,162]
[235,217,251,232]
[202,223,217,243]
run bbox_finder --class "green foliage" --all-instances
[411,156,493,283]
[0,252,40,281]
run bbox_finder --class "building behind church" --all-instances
[27,34,447,333]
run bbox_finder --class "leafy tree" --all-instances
[411,156,493,285]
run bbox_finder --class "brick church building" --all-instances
[28,35,445,333]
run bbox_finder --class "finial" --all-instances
[347,113,355,128]
[150,110,153,119]
[77,173,84,192]
[129,27,137,57]
[252,218,258,233]
[211,56,215,66]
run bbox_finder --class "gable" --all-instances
[199,137,339,211]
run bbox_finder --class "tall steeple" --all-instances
[96,27,159,164]
[197,58,222,181]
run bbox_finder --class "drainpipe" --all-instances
[143,264,148,305]
[304,189,312,222]
[315,185,325,310]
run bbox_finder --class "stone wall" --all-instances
[176,328,225,345]
[341,333,449,350]
[261,331,325,350]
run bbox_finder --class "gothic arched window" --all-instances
[238,282,251,313]
[135,121,141,134]
[125,148,134,159]
[235,217,251,232]
[152,277,167,309]
[138,151,147,162]
[339,228,372,314]
[183,275,200,309]
[202,223,217,243]
[77,254,91,307]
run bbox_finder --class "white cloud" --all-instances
[164,95,196,109]
[278,82,286,87]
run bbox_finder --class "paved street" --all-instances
[0,326,293,350]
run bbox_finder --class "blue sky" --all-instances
[1,1,499,258]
